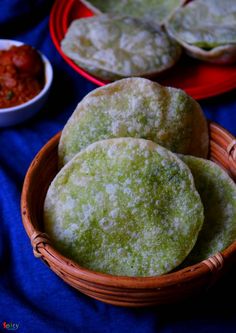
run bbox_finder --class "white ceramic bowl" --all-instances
[0,39,53,127]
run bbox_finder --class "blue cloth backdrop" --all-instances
[0,1,236,332]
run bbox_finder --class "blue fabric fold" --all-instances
[0,2,236,332]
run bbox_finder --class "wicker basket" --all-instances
[21,122,236,307]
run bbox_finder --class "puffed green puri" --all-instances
[44,138,204,277]
[167,0,236,63]
[80,0,186,25]
[59,78,208,167]
[181,155,236,264]
[61,15,181,80]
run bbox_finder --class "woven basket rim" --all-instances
[21,121,236,289]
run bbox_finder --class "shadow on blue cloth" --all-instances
[0,0,54,35]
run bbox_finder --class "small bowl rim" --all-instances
[0,39,53,114]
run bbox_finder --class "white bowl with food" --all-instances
[0,39,53,127]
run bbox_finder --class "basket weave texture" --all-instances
[21,122,236,307]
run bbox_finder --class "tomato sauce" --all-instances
[0,45,44,108]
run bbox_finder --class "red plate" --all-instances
[50,0,236,100]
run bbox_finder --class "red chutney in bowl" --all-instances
[0,45,45,108]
